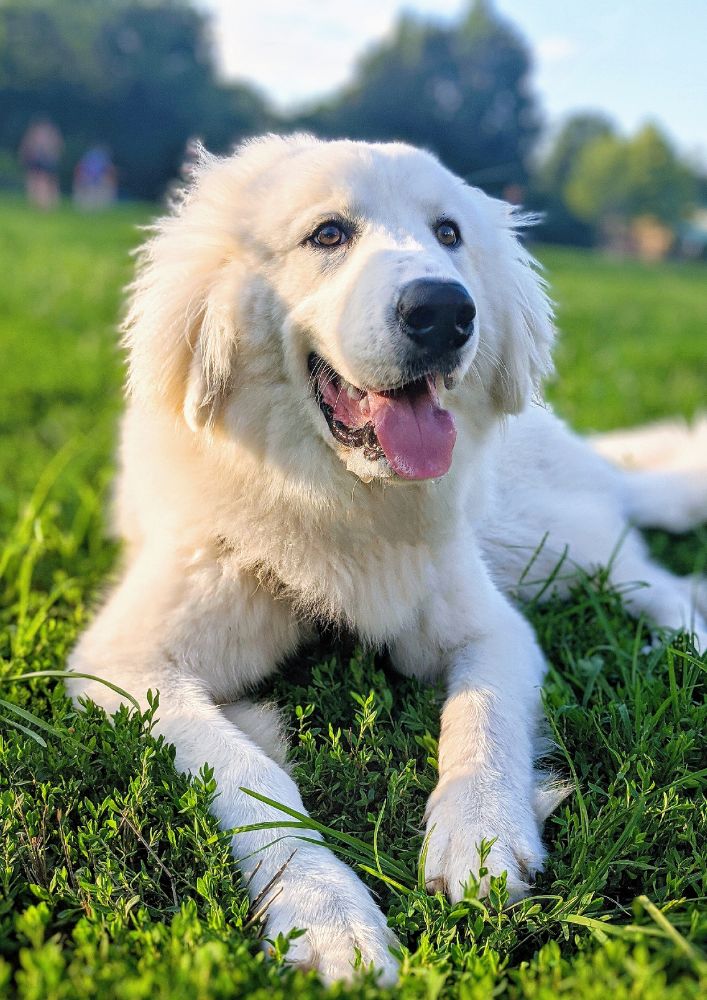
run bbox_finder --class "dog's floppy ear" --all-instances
[475,196,555,414]
[121,149,245,430]
[180,258,244,431]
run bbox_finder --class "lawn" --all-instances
[0,197,705,999]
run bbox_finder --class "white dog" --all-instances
[68,134,707,985]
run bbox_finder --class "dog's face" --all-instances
[124,135,554,484]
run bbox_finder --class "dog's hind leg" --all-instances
[616,470,707,534]
[591,415,707,474]
[592,415,707,533]
[524,502,706,647]
[603,529,707,647]
[591,416,707,643]
[488,409,707,647]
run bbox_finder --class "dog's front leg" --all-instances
[394,549,554,903]
[426,596,551,901]
[68,551,398,985]
[150,687,399,983]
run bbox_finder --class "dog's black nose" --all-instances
[397,279,476,358]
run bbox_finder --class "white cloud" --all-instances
[203,0,465,108]
[536,35,578,63]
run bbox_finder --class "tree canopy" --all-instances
[297,0,539,195]
[0,0,272,198]
[565,123,696,228]
[0,0,702,246]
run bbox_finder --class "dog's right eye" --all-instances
[310,222,349,248]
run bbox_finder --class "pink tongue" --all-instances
[366,380,456,480]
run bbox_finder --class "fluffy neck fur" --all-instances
[118,394,499,642]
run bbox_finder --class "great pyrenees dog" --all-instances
[68,134,706,985]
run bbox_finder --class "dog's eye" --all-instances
[435,220,461,247]
[311,222,349,248]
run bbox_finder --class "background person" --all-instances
[73,146,117,210]
[18,118,63,209]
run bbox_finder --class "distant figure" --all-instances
[73,146,117,210]
[19,118,63,209]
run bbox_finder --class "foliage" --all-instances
[530,116,699,247]
[530,114,616,246]
[564,124,696,229]
[0,0,273,198]
[299,1,538,195]
[2,0,703,235]
[0,200,706,997]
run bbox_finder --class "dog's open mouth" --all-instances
[308,353,457,480]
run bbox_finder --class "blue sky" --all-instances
[200,1,707,165]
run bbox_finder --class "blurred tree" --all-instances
[623,124,696,223]
[0,0,272,198]
[561,123,697,257]
[298,0,539,195]
[563,132,629,226]
[540,114,616,192]
[566,123,695,227]
[529,113,616,244]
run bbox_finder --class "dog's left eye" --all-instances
[435,220,461,247]
[311,222,349,248]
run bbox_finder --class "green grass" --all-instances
[0,197,705,999]
[542,246,707,431]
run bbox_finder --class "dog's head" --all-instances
[124,134,554,483]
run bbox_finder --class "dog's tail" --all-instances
[591,415,707,533]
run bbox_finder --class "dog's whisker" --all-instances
[468,361,485,391]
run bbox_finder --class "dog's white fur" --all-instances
[68,135,707,985]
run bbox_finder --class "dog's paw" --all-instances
[422,771,545,903]
[259,851,399,985]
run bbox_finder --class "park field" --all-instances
[0,196,705,999]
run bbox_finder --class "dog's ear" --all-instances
[180,259,244,431]
[473,196,555,414]
[121,149,245,430]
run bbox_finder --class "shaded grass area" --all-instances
[0,198,705,997]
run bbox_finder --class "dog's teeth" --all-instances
[343,381,365,402]
[443,373,456,391]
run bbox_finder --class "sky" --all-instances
[199,0,707,166]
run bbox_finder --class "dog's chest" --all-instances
[238,484,459,644]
